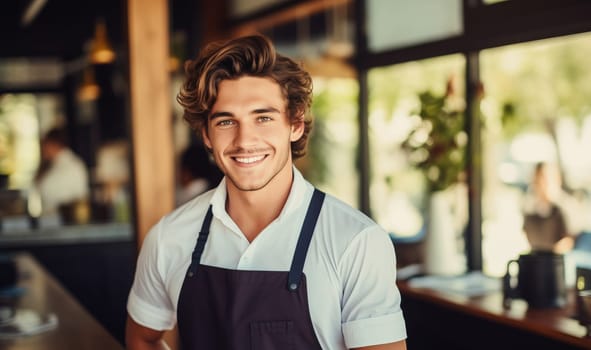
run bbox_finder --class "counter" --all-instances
[399,279,591,349]
[0,222,132,247]
[0,253,125,350]
[0,222,135,344]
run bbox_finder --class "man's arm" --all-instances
[125,316,169,350]
[354,340,407,350]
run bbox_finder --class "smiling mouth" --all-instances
[233,155,266,164]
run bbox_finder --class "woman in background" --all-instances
[522,162,573,253]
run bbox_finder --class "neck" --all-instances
[226,167,294,242]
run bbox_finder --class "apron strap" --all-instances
[187,205,214,277]
[287,189,325,291]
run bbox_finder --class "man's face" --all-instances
[202,76,304,193]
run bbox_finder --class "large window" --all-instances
[355,0,591,276]
[480,32,591,277]
[298,77,359,208]
[368,54,466,241]
[366,0,463,52]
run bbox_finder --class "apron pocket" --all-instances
[250,320,294,350]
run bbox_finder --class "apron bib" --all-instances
[177,189,325,350]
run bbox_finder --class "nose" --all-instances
[234,121,258,149]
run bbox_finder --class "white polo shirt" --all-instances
[127,168,407,349]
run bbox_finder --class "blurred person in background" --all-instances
[34,128,89,219]
[94,140,131,222]
[522,161,575,253]
[176,141,222,207]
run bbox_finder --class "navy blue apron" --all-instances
[177,189,325,350]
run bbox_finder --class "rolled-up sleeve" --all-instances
[339,226,407,348]
[127,219,176,331]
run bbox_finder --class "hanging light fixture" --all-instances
[169,31,186,72]
[296,8,355,79]
[325,3,354,59]
[90,18,116,64]
[77,67,100,101]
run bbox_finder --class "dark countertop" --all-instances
[0,222,133,246]
[0,253,126,350]
[398,278,591,349]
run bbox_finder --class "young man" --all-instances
[126,35,407,350]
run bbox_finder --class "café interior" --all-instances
[1,0,591,349]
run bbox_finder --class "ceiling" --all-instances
[0,0,125,59]
[0,0,352,59]
[0,0,355,88]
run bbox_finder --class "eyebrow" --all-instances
[209,111,233,120]
[252,107,281,115]
[209,107,281,120]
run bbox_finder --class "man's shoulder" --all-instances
[321,192,375,224]
[153,189,215,240]
[167,189,214,220]
[317,192,380,237]
[309,191,388,264]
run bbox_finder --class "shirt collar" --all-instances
[280,166,310,220]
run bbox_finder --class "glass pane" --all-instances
[368,54,466,250]
[366,0,463,52]
[481,32,591,279]
[297,77,359,208]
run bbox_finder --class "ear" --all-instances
[290,115,305,142]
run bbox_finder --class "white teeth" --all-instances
[235,155,265,164]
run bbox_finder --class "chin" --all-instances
[226,176,264,192]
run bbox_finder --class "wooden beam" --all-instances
[230,0,351,37]
[128,0,174,248]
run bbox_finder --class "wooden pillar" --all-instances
[127,0,174,249]
[127,1,178,348]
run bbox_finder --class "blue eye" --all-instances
[217,119,235,127]
[258,116,272,122]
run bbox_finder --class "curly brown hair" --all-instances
[177,35,313,159]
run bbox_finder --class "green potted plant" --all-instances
[402,88,467,193]
[402,83,469,275]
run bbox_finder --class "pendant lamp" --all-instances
[90,18,116,64]
[77,67,100,101]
